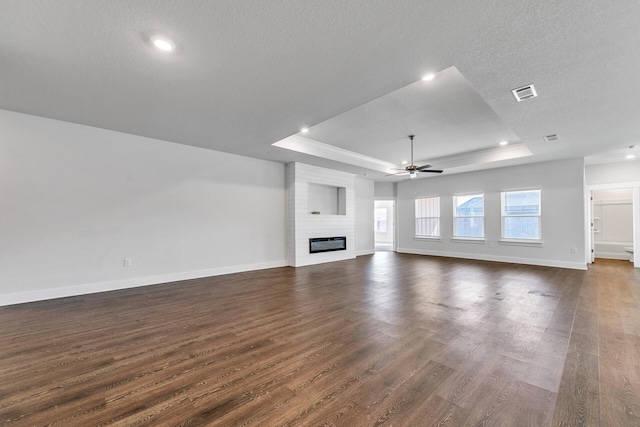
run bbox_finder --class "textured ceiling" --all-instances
[2,1,640,179]
[296,66,522,166]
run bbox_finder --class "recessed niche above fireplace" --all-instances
[308,183,346,215]
[309,237,347,254]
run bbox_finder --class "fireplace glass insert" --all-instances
[309,237,347,254]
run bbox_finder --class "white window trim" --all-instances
[500,189,542,241]
[499,238,543,246]
[451,237,486,243]
[453,193,485,238]
[414,236,442,242]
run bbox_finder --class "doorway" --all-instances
[591,188,633,261]
[587,184,639,268]
[374,200,395,252]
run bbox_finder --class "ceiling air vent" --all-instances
[544,134,559,142]
[512,84,537,102]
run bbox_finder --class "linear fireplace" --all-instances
[309,237,347,254]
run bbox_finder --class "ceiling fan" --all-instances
[387,135,443,179]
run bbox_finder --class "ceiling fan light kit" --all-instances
[388,135,444,179]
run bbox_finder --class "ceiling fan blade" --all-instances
[388,136,445,177]
[416,164,443,173]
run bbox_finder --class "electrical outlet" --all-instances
[123,258,132,267]
[570,248,577,254]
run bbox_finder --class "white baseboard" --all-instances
[356,249,375,256]
[396,247,587,270]
[0,260,288,307]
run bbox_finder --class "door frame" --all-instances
[585,182,640,268]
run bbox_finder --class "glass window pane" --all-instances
[375,207,387,232]
[426,198,439,216]
[415,197,440,238]
[416,197,440,217]
[416,218,440,237]
[503,190,540,215]
[455,194,484,216]
[504,217,540,239]
[455,218,484,237]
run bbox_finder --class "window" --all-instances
[501,190,541,240]
[453,194,484,238]
[375,207,387,232]
[415,197,440,237]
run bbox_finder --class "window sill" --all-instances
[499,239,543,247]
[414,236,441,241]
[451,237,485,244]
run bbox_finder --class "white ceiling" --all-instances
[2,1,640,180]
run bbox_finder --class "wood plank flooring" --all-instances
[1,254,638,426]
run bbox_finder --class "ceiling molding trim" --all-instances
[273,135,398,173]
[425,142,533,170]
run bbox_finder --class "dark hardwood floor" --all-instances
[1,254,638,426]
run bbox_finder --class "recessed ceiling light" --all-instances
[151,36,175,52]
[422,74,436,81]
[626,154,636,159]
[300,127,309,134]
[401,160,408,165]
[499,141,508,146]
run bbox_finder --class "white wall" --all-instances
[374,182,396,198]
[286,162,355,266]
[0,110,287,306]
[355,177,374,256]
[396,158,586,269]
[585,159,640,185]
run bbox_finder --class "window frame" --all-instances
[414,196,440,239]
[500,189,542,242]
[452,193,485,239]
